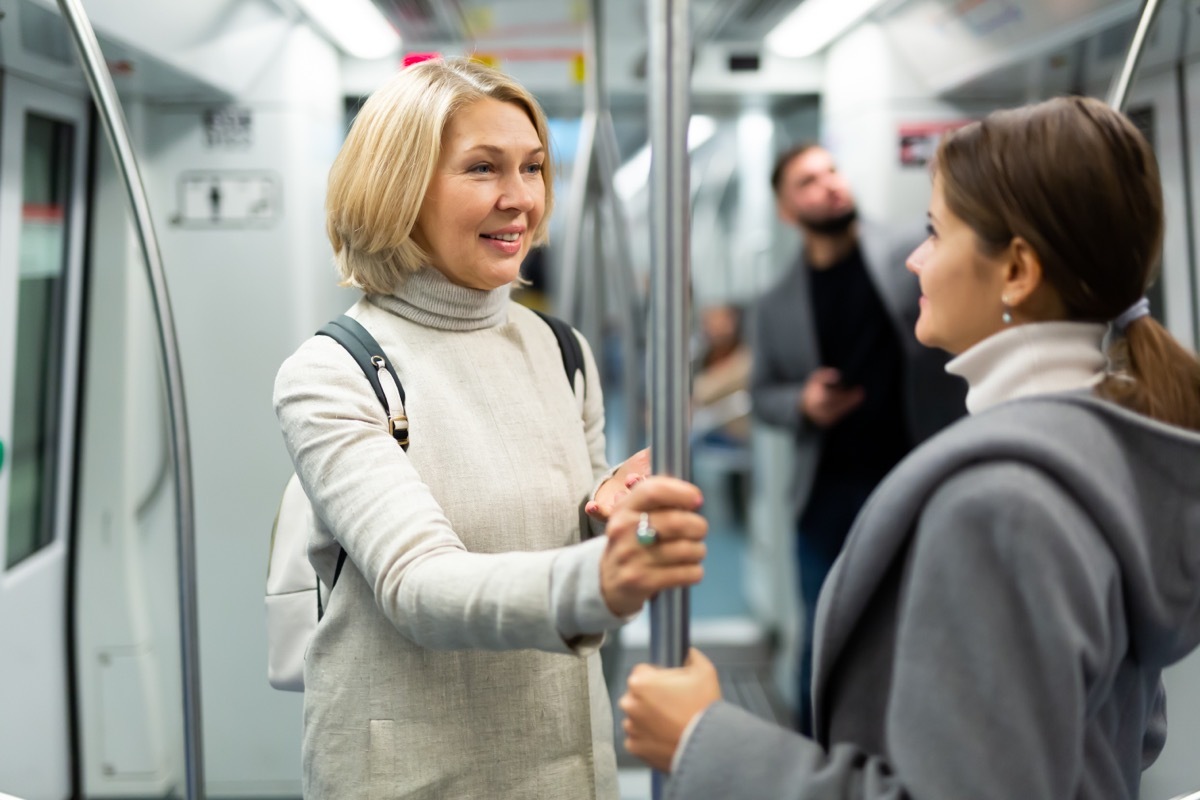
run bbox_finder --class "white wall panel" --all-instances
[142,25,351,794]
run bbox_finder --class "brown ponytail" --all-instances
[936,95,1200,432]
[1097,318,1200,432]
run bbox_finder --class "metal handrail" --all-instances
[647,0,691,795]
[1107,0,1166,110]
[560,0,646,455]
[54,1,205,797]
[559,113,595,327]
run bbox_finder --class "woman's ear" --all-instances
[1003,237,1067,321]
[1002,237,1044,306]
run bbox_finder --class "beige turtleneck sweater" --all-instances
[275,266,621,799]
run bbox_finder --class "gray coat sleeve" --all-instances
[1142,680,1168,769]
[749,298,808,432]
[669,702,907,800]
[668,462,1120,799]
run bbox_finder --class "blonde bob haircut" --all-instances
[326,57,555,295]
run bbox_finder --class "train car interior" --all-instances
[0,0,1198,797]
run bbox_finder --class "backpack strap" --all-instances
[532,309,585,397]
[315,315,405,600]
[318,315,408,449]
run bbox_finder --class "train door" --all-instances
[0,73,89,798]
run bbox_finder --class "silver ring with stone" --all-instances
[635,512,658,547]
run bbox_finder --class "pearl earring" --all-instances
[1001,296,1013,325]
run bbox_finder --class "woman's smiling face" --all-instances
[412,97,547,291]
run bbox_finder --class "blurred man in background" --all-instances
[752,143,965,735]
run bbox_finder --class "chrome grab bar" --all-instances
[1107,0,1166,111]
[54,1,205,797]
[647,0,692,795]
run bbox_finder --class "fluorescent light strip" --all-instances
[295,0,401,60]
[765,0,888,59]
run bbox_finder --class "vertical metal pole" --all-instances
[557,0,601,324]
[579,210,602,348]
[647,0,691,794]
[596,166,647,455]
[595,114,648,455]
[580,0,607,356]
[565,0,647,456]
[590,0,608,106]
[54,1,205,797]
[590,0,647,455]
[1107,0,1166,110]
[559,113,596,324]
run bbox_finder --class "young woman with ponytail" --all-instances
[619,95,1200,800]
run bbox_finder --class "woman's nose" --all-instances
[906,239,931,275]
[498,172,537,211]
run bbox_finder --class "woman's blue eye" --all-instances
[469,164,493,174]
[525,162,544,174]
[925,222,937,238]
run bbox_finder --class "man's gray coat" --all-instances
[750,221,966,516]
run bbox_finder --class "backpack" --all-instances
[266,310,584,691]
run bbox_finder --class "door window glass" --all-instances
[7,113,74,569]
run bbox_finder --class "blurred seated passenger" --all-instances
[620,95,1200,800]
[692,304,752,447]
[691,304,754,529]
[274,57,706,800]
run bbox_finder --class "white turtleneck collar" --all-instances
[366,266,511,332]
[946,321,1108,415]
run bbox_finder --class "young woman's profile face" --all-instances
[906,175,1010,355]
[413,98,546,291]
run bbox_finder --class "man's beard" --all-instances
[801,208,858,235]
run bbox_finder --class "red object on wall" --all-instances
[22,203,64,223]
[403,52,441,68]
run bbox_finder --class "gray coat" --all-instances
[750,221,966,516]
[669,394,1200,799]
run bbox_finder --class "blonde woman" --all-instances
[621,96,1200,800]
[275,58,707,798]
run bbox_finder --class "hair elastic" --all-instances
[1113,297,1150,332]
